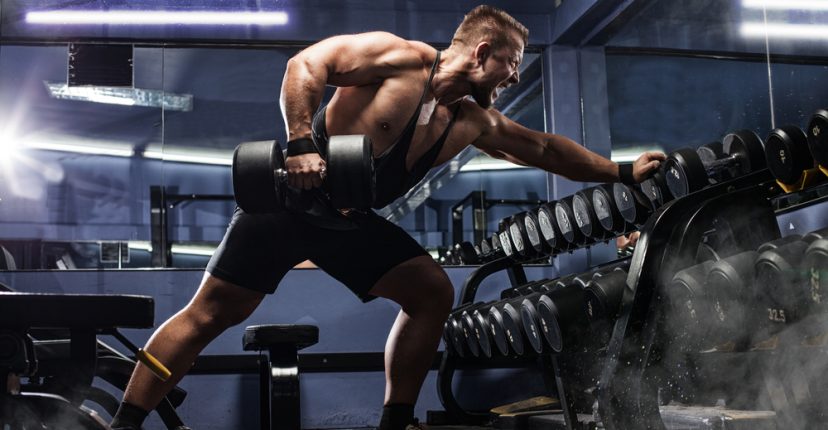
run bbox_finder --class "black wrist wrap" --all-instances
[286,137,319,157]
[618,163,636,185]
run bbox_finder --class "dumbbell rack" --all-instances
[438,165,828,428]
[596,168,781,430]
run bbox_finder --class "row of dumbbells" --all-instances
[443,257,631,358]
[446,182,652,265]
[667,226,828,350]
[646,107,828,207]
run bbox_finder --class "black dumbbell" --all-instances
[518,275,577,354]
[665,130,765,198]
[446,301,493,357]
[640,165,673,208]
[521,209,553,257]
[572,186,615,241]
[808,109,828,169]
[507,212,536,259]
[454,242,479,265]
[612,183,654,227]
[765,125,812,186]
[533,279,590,353]
[518,281,563,354]
[536,202,569,252]
[590,184,632,235]
[479,238,492,256]
[555,196,595,247]
[705,251,759,346]
[584,268,628,323]
[498,228,516,260]
[806,239,828,307]
[232,136,374,213]
[459,301,499,358]
[754,236,818,325]
[491,233,503,256]
[665,260,716,348]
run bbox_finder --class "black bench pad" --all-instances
[243,325,318,351]
[0,292,154,329]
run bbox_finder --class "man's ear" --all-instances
[473,41,491,66]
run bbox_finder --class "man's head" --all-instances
[450,6,528,109]
[451,5,528,53]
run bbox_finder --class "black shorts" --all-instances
[206,208,429,301]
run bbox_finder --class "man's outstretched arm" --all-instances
[472,109,665,183]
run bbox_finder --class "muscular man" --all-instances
[111,5,664,430]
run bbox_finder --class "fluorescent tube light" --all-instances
[142,149,233,166]
[45,82,193,111]
[459,161,530,172]
[741,22,828,39]
[171,244,217,256]
[27,141,135,157]
[742,0,828,11]
[26,10,288,26]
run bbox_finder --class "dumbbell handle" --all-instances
[704,154,741,175]
[273,167,327,181]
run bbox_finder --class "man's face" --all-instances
[470,36,524,109]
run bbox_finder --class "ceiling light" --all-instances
[741,22,828,39]
[742,0,828,11]
[26,10,289,26]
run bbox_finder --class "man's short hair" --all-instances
[451,5,529,51]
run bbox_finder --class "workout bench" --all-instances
[243,324,319,430]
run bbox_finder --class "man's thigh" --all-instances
[310,212,429,302]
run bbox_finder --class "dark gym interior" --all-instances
[2,0,828,429]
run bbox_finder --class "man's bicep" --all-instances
[294,32,407,87]
[472,113,548,166]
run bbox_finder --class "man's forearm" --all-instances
[280,55,328,141]
[540,134,620,183]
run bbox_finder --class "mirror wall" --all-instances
[0,1,550,269]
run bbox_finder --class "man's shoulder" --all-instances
[351,32,435,66]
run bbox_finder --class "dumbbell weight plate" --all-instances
[326,135,376,209]
[537,203,564,250]
[232,140,284,213]
[499,230,515,258]
[572,188,603,239]
[523,210,550,256]
[487,306,511,356]
[808,109,828,167]
[765,125,812,185]
[480,238,492,255]
[640,167,672,207]
[806,239,828,307]
[455,242,479,265]
[612,183,653,227]
[555,197,585,245]
[508,213,534,258]
[665,148,707,199]
[722,129,765,179]
[471,307,494,358]
[697,142,724,164]
[592,184,625,234]
[460,308,482,357]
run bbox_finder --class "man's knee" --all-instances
[183,275,266,333]
[371,257,455,316]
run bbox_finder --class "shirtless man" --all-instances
[111,6,664,430]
